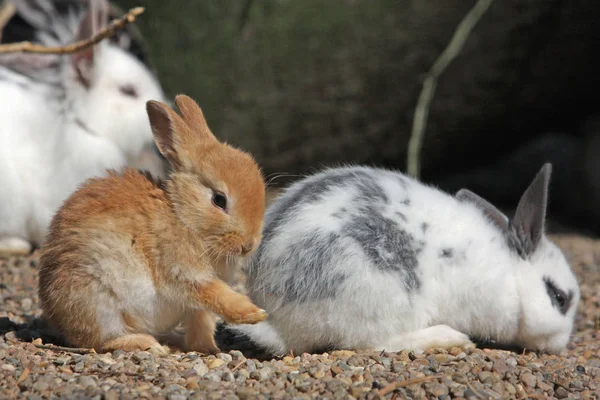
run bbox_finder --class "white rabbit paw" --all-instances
[417,324,474,350]
[376,324,474,353]
[0,236,32,256]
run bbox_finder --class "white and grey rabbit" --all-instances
[227,163,581,356]
[0,0,165,254]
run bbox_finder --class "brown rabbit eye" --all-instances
[212,192,228,211]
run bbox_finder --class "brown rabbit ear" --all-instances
[146,100,195,169]
[174,95,217,142]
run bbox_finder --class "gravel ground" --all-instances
[0,234,598,399]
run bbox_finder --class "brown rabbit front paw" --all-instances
[224,306,268,325]
[195,280,268,325]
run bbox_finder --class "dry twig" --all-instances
[0,6,144,55]
[377,374,444,396]
[34,343,97,355]
[15,366,30,385]
[406,0,495,178]
[231,360,246,372]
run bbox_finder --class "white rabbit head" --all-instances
[457,164,581,354]
[7,0,166,165]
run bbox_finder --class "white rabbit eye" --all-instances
[212,192,228,211]
[119,84,139,98]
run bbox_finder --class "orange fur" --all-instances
[38,95,266,354]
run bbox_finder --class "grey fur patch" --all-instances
[258,233,348,304]
[344,205,423,291]
[421,222,429,233]
[252,167,421,304]
[402,198,411,206]
[506,228,528,259]
[262,169,383,244]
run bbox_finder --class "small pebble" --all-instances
[20,298,32,311]
[236,387,258,399]
[427,382,449,397]
[78,376,97,388]
[32,381,49,392]
[132,351,153,363]
[193,361,208,376]
[520,372,537,388]
[217,353,233,363]
[492,359,509,375]
[208,358,226,369]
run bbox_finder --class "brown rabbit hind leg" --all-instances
[184,308,220,354]
[101,334,169,355]
[193,279,268,325]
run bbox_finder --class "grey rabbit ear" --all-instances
[71,0,109,87]
[509,163,552,257]
[456,188,509,231]
[11,0,57,29]
[0,1,61,74]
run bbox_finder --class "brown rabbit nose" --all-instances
[241,240,256,255]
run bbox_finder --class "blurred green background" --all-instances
[114,0,600,234]
[115,0,600,182]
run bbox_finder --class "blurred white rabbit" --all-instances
[0,0,166,254]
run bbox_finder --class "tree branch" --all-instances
[0,6,144,55]
[406,0,495,178]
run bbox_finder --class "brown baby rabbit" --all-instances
[38,95,267,355]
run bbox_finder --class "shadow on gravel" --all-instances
[1,316,67,347]
[2,316,540,359]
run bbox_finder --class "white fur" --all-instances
[233,165,581,355]
[0,1,165,249]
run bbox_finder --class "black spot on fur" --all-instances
[402,198,411,206]
[395,211,407,221]
[344,206,423,291]
[439,248,454,258]
[332,207,348,219]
